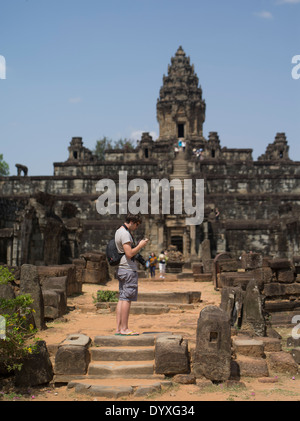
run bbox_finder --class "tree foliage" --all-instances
[94,137,136,160]
[0,267,39,372]
[0,154,9,176]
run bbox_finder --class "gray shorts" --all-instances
[117,268,138,302]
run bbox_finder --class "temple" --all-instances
[1,46,300,267]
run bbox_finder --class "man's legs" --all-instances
[116,269,138,335]
[116,300,131,334]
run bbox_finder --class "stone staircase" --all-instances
[170,150,189,181]
[65,333,173,399]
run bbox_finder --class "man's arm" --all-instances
[123,239,149,259]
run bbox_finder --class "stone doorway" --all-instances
[177,123,185,138]
[171,235,183,253]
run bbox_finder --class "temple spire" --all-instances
[157,46,206,142]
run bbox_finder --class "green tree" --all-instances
[94,137,136,160]
[0,154,9,176]
[94,136,113,160]
[114,138,135,151]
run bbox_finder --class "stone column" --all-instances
[193,305,231,382]
[20,264,45,330]
[189,225,197,258]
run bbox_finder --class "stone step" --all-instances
[177,272,194,280]
[232,338,265,358]
[232,356,269,378]
[137,291,201,303]
[96,302,170,315]
[87,361,155,378]
[90,346,155,361]
[95,291,201,306]
[194,273,212,282]
[96,301,197,314]
[94,333,157,347]
[67,378,173,399]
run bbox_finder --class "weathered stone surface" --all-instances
[74,383,134,398]
[220,286,243,327]
[134,383,161,397]
[277,269,295,284]
[155,334,190,375]
[90,346,154,361]
[80,252,109,285]
[218,259,239,272]
[259,337,282,352]
[193,306,231,382]
[287,336,300,348]
[264,299,300,313]
[172,374,196,384]
[258,377,278,383]
[291,348,300,364]
[94,334,156,347]
[232,338,265,358]
[20,264,45,330]
[266,351,298,374]
[88,362,154,377]
[42,276,68,298]
[269,259,293,270]
[242,279,265,336]
[192,263,203,275]
[60,333,91,347]
[235,356,269,378]
[240,253,263,270]
[137,291,201,304]
[219,272,254,290]
[37,265,81,296]
[251,267,273,284]
[14,341,53,387]
[264,282,300,298]
[54,345,90,375]
[42,289,67,319]
[194,273,212,282]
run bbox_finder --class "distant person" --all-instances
[158,250,168,279]
[215,208,220,221]
[149,252,157,278]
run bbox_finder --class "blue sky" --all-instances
[0,0,299,175]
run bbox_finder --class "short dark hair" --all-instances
[125,213,142,225]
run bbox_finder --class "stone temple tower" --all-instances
[156,46,206,143]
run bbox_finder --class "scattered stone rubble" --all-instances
[1,251,300,394]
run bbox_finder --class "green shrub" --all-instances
[94,290,118,303]
[0,266,39,372]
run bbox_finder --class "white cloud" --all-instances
[69,97,82,104]
[254,10,274,19]
[130,130,158,141]
[277,0,300,3]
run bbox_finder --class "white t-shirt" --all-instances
[115,226,138,272]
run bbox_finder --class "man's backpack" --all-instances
[106,239,124,266]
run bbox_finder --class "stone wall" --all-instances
[216,253,300,327]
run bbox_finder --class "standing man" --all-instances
[115,213,149,336]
